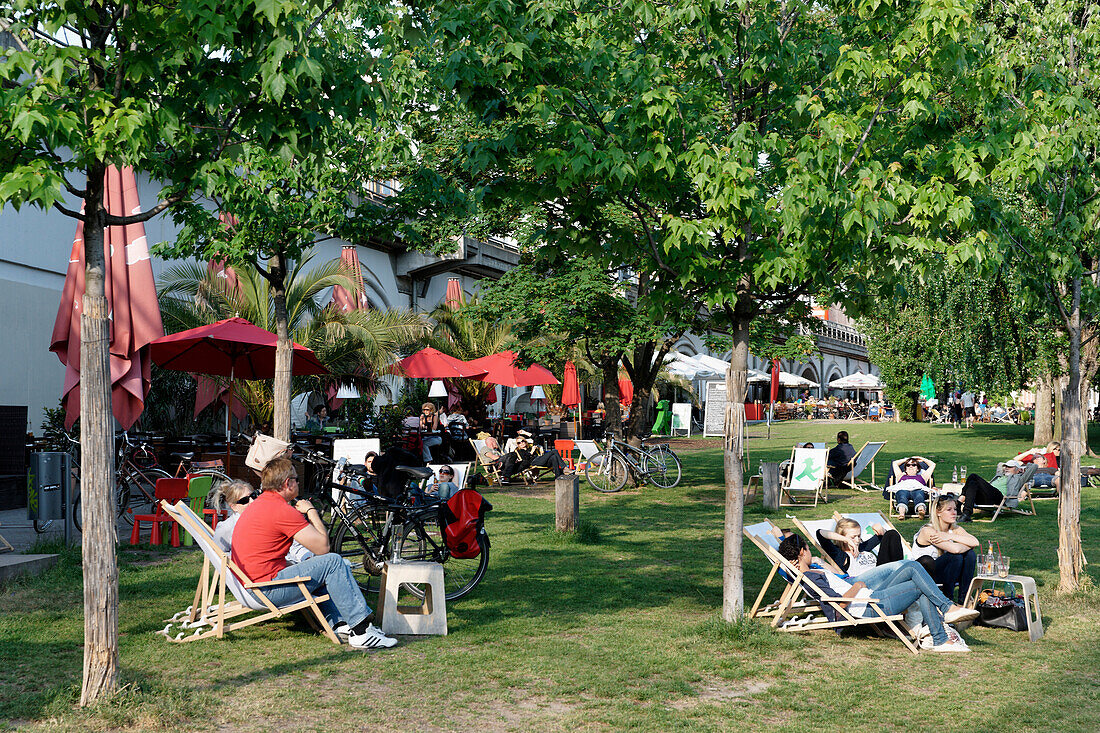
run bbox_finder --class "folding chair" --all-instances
[791,511,912,571]
[183,474,215,546]
[0,523,12,553]
[157,500,339,644]
[743,520,918,654]
[470,439,506,487]
[428,462,472,491]
[839,441,887,492]
[779,447,828,507]
[973,491,1037,522]
[574,440,603,471]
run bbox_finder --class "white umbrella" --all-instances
[778,371,819,388]
[828,371,883,390]
[663,353,720,380]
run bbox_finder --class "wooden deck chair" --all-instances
[743,520,918,654]
[791,511,912,570]
[469,439,504,487]
[574,440,602,471]
[973,491,1037,522]
[158,500,339,645]
[779,447,828,507]
[0,522,12,553]
[833,511,912,556]
[428,462,472,491]
[839,441,887,492]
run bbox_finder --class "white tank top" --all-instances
[910,523,942,560]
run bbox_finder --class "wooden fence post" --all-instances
[762,462,780,512]
[555,474,579,532]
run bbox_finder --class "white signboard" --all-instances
[703,381,728,437]
[671,403,693,436]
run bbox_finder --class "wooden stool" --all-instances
[377,561,447,636]
[963,574,1044,642]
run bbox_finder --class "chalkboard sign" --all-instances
[671,403,693,435]
[703,381,727,437]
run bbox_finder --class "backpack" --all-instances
[439,489,492,559]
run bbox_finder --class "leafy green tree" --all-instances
[982,0,1100,591]
[423,0,999,619]
[0,0,379,702]
[157,256,429,423]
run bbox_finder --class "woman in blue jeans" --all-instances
[779,534,977,652]
[911,495,979,602]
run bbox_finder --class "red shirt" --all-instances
[231,491,308,582]
[1020,452,1058,469]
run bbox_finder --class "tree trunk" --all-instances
[1034,373,1053,445]
[1058,278,1084,592]
[1078,322,1099,455]
[80,164,120,706]
[722,305,750,622]
[270,253,293,442]
[600,355,622,439]
[1054,376,1065,442]
[624,340,676,446]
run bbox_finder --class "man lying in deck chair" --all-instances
[778,534,977,652]
[957,460,1036,522]
[232,457,397,650]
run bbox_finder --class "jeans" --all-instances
[933,549,976,603]
[258,552,371,629]
[865,562,953,645]
[894,488,928,511]
[421,435,442,462]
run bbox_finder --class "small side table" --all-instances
[963,574,1044,642]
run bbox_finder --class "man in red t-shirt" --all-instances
[231,457,396,649]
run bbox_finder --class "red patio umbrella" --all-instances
[391,347,487,379]
[49,165,164,430]
[150,317,328,453]
[331,245,370,313]
[444,277,464,310]
[467,350,560,388]
[770,358,781,405]
[618,374,634,406]
[561,361,580,406]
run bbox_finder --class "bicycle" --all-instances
[71,432,172,532]
[315,457,489,602]
[585,435,682,493]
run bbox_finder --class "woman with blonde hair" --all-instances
[211,480,313,564]
[816,517,906,576]
[911,494,978,603]
[418,401,443,462]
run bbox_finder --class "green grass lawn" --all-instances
[2,421,1100,732]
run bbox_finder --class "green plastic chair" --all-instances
[183,475,215,547]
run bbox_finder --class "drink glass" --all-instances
[961,465,967,479]
[998,557,1009,578]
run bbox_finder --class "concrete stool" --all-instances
[377,561,447,636]
[963,574,1044,642]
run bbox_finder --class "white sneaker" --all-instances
[909,623,929,640]
[333,623,351,642]
[919,634,935,650]
[931,640,971,652]
[348,623,397,649]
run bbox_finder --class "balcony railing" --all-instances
[799,320,867,347]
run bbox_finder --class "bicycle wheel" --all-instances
[118,467,171,525]
[644,444,682,488]
[585,452,628,493]
[332,506,388,597]
[398,521,488,602]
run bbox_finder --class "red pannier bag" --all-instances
[439,489,492,559]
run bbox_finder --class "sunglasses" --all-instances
[237,489,261,505]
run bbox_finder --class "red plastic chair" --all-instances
[554,439,576,471]
[130,478,190,546]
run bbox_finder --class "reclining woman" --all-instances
[910,494,978,603]
[778,533,976,652]
[890,456,936,519]
[816,517,907,579]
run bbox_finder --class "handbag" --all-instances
[976,594,1028,631]
[245,432,291,471]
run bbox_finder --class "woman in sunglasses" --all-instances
[211,480,314,564]
[910,494,978,603]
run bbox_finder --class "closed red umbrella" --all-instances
[770,358,781,404]
[618,374,634,406]
[444,277,464,310]
[49,166,164,429]
[391,347,487,379]
[331,245,370,313]
[467,350,560,388]
[561,361,580,406]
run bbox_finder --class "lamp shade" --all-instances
[428,380,448,398]
[336,383,360,399]
[530,385,546,400]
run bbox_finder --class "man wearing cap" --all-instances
[957,459,1037,522]
[500,430,572,482]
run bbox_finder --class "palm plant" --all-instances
[158,253,430,423]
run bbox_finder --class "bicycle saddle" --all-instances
[171,451,195,461]
[395,465,434,480]
[344,463,370,476]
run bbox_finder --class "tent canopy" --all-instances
[828,371,883,390]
